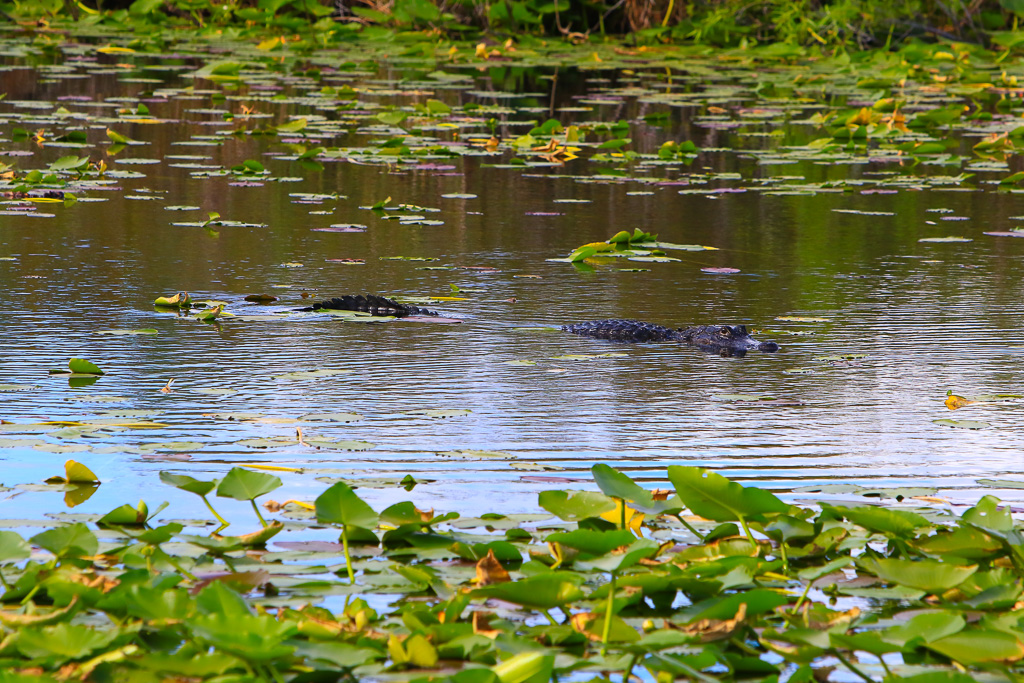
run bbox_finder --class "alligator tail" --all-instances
[298,294,438,316]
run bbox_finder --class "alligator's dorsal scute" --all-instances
[561,319,779,356]
[299,294,439,317]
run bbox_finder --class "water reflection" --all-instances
[2,51,1024,526]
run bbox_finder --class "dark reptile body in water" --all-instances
[299,294,439,317]
[562,320,779,356]
[300,295,779,356]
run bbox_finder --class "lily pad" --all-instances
[274,369,351,380]
[933,419,990,430]
[437,449,515,459]
[405,409,472,418]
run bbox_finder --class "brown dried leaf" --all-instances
[472,611,502,638]
[806,605,859,630]
[0,596,80,627]
[670,603,748,643]
[475,549,510,586]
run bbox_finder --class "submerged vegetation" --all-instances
[5,464,1024,681]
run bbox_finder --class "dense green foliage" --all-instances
[5,465,1024,681]
[4,0,1024,48]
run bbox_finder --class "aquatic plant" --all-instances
[2,464,1024,681]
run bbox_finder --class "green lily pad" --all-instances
[933,419,990,429]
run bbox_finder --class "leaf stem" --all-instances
[674,513,705,542]
[624,654,637,682]
[601,572,617,656]
[250,499,268,528]
[158,548,197,582]
[342,526,354,583]
[833,650,874,683]
[737,514,758,548]
[792,581,813,617]
[201,495,229,527]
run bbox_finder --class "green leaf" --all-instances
[159,471,216,497]
[14,623,117,661]
[315,481,378,529]
[106,128,132,144]
[292,641,384,669]
[128,0,164,15]
[592,464,682,514]
[31,523,98,559]
[883,611,965,645]
[276,118,308,133]
[667,466,791,522]
[685,589,788,622]
[1000,170,1024,185]
[377,111,408,126]
[598,138,631,149]
[195,581,252,619]
[830,631,901,656]
[471,573,585,609]
[425,98,451,114]
[491,651,553,683]
[48,156,89,171]
[215,468,282,501]
[575,538,660,572]
[194,60,243,78]
[546,528,636,556]
[538,489,616,520]
[859,557,977,592]
[913,526,1003,560]
[68,358,104,375]
[98,500,149,526]
[187,612,297,661]
[927,629,1024,664]
[824,504,930,536]
[0,530,30,563]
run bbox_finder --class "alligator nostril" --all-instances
[759,342,780,352]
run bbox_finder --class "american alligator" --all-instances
[562,320,779,356]
[298,295,779,355]
[298,294,440,317]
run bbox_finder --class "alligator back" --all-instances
[561,320,683,342]
[563,320,780,355]
[300,294,438,317]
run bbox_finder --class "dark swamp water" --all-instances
[3,34,1024,530]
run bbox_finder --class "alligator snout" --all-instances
[756,341,780,352]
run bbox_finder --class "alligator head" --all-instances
[681,324,780,357]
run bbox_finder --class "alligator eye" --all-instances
[719,327,731,337]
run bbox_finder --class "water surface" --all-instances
[2,38,1024,526]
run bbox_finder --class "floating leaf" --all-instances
[437,449,514,459]
[776,316,831,323]
[668,466,791,523]
[933,419,990,429]
[216,468,282,502]
[405,408,472,418]
[274,369,351,380]
[96,329,158,336]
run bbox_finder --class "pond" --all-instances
[2,32,1024,530]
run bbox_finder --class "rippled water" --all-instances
[3,43,1024,526]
